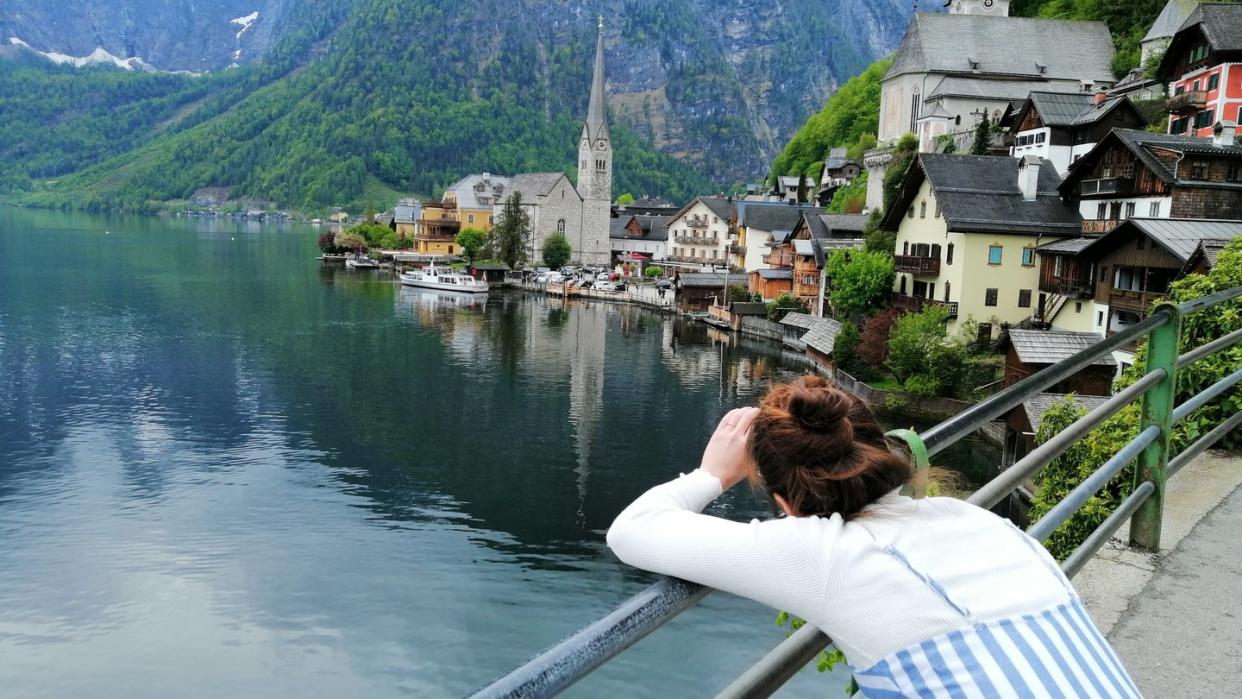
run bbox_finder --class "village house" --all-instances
[816,148,863,206]
[1065,217,1242,368]
[1031,236,1098,333]
[864,0,1115,208]
[882,153,1082,339]
[443,173,508,232]
[1009,92,1147,175]
[392,198,421,239]
[610,214,669,265]
[733,201,821,272]
[1158,2,1242,138]
[1003,393,1109,468]
[664,197,734,271]
[414,201,462,256]
[1057,127,1242,236]
[779,312,843,374]
[789,212,869,315]
[676,273,730,312]
[747,268,793,301]
[1104,0,1198,103]
[996,329,1116,395]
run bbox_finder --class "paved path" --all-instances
[1074,452,1242,696]
[1108,477,1242,695]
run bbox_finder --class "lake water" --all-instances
[0,209,994,697]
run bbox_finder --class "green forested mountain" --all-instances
[0,0,915,213]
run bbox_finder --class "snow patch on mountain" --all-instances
[8,36,201,75]
[231,12,259,40]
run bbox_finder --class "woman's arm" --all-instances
[605,410,840,618]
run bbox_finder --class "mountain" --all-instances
[0,0,913,212]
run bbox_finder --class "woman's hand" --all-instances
[699,407,759,490]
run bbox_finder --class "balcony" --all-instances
[894,254,941,275]
[1081,218,1121,235]
[762,253,793,267]
[674,235,714,245]
[1040,278,1094,298]
[686,218,709,229]
[728,244,746,255]
[1079,177,1134,197]
[892,293,959,319]
[1109,287,1165,313]
[1168,90,1207,115]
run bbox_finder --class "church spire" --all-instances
[584,16,608,142]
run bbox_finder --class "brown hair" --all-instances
[748,375,913,520]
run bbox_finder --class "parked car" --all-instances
[610,281,627,292]
[548,273,566,284]
[535,273,551,284]
[596,272,612,282]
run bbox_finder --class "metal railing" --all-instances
[471,285,1242,699]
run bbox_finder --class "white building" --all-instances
[1009,92,1147,175]
[664,197,734,271]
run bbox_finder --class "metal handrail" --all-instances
[472,285,1242,699]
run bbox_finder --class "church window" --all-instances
[582,160,587,170]
[557,219,566,233]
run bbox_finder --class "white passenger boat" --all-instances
[345,253,380,269]
[398,265,489,294]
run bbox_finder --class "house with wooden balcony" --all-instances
[443,173,509,232]
[1155,2,1242,139]
[1009,91,1146,176]
[881,153,1082,340]
[1032,236,1098,333]
[1071,217,1242,368]
[1058,127,1242,235]
[732,201,821,272]
[664,197,734,271]
[414,202,462,256]
[610,214,669,265]
[786,212,868,315]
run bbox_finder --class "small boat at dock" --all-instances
[345,253,380,269]
[398,265,489,294]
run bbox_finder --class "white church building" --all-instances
[492,19,613,267]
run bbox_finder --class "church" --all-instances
[492,19,613,267]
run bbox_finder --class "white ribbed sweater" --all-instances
[606,470,1075,670]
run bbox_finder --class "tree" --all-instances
[334,230,367,251]
[725,283,753,303]
[491,193,531,269]
[859,308,899,372]
[886,305,951,383]
[643,265,665,278]
[456,228,487,263]
[616,193,635,206]
[825,249,895,317]
[795,173,809,204]
[833,320,868,377]
[767,293,809,322]
[970,112,993,155]
[542,233,572,270]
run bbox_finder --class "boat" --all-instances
[398,265,489,294]
[345,253,380,269]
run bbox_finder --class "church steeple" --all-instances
[582,16,609,142]
[577,16,611,206]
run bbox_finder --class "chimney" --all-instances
[1093,90,1107,106]
[1018,155,1041,202]
[482,172,490,181]
[1213,121,1238,147]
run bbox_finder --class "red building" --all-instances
[1158,3,1242,137]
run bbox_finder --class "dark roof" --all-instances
[803,318,843,355]
[609,216,636,239]
[1144,0,1199,43]
[1037,237,1096,254]
[700,197,734,221]
[508,173,571,200]
[730,301,768,316]
[754,268,794,280]
[779,312,818,329]
[883,154,1082,237]
[741,203,822,232]
[1080,218,1242,263]
[471,262,511,271]
[1017,92,1142,130]
[1022,393,1111,433]
[636,215,670,241]
[1064,128,1242,192]
[679,273,728,288]
[1000,329,1115,366]
[886,13,1114,83]
[1178,2,1242,52]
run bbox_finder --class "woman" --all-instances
[607,375,1140,698]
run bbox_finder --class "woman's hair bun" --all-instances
[787,378,854,442]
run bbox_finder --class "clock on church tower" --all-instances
[948,0,1010,16]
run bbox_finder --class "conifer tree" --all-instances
[491,193,531,269]
[970,113,993,155]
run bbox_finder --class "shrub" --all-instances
[767,293,809,322]
[825,249,895,317]
[858,308,899,372]
[643,265,664,278]
[542,233,572,270]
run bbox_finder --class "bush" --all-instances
[767,293,808,322]
[643,265,664,278]
[825,249,895,317]
[334,231,367,251]
[542,233,572,270]
[456,228,487,262]
[726,283,753,303]
[858,308,899,372]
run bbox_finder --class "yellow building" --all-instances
[442,173,509,233]
[415,202,462,256]
[881,154,1082,339]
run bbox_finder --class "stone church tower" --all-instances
[576,17,613,266]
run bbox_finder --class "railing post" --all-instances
[1129,303,1181,551]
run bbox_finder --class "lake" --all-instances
[0,208,994,697]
